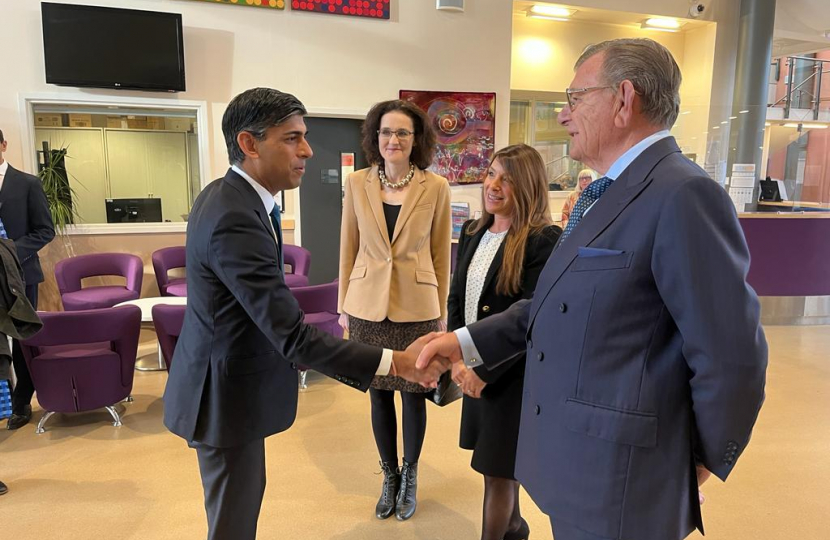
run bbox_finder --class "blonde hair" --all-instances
[575,168,597,193]
[468,144,552,295]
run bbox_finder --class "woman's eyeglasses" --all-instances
[378,129,414,140]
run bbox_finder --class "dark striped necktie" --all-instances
[560,176,613,241]
[269,206,283,271]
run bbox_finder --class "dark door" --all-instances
[300,116,366,285]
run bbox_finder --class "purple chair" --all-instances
[152,304,187,370]
[20,305,142,434]
[152,246,187,297]
[283,244,311,288]
[56,253,144,311]
[290,280,342,389]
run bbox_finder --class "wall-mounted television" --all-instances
[42,3,186,92]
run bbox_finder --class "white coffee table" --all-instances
[115,297,187,371]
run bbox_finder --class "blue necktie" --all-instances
[269,205,284,271]
[560,177,613,241]
[0,217,8,240]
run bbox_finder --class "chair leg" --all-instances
[299,370,308,391]
[124,396,134,403]
[35,411,55,434]
[105,406,123,427]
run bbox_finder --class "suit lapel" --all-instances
[225,169,277,248]
[0,165,18,210]
[364,167,391,248]
[529,137,682,326]
[391,168,426,245]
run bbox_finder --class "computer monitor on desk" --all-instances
[106,198,163,223]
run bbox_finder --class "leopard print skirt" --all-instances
[347,315,439,393]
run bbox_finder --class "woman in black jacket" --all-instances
[448,144,561,540]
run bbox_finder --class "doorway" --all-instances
[300,116,367,285]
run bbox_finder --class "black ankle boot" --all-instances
[375,461,400,520]
[395,460,418,521]
[503,517,530,540]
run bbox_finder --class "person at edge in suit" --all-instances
[0,128,56,432]
[417,38,768,540]
[448,144,560,540]
[162,88,449,540]
[338,99,451,522]
[560,168,597,230]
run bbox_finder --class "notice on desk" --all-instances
[731,163,757,188]
[728,186,754,212]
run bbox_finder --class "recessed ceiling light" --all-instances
[529,5,575,17]
[729,116,738,120]
[642,17,681,31]
[739,110,750,114]
[784,122,828,129]
[721,121,728,124]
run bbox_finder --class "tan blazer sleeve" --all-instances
[430,177,452,321]
[338,173,359,313]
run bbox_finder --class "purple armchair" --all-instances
[20,305,142,434]
[55,253,144,311]
[152,304,186,370]
[283,244,311,288]
[152,246,187,297]
[290,280,342,389]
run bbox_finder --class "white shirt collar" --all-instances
[603,130,672,181]
[231,164,279,215]
[0,160,8,177]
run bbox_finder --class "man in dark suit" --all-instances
[162,88,446,540]
[0,128,56,431]
[418,39,768,540]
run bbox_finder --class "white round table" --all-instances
[116,297,187,370]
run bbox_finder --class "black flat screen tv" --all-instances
[42,3,185,92]
[106,198,163,223]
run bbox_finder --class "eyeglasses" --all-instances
[378,128,414,140]
[565,86,614,110]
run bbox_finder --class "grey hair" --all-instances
[575,38,682,129]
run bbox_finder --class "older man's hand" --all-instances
[392,332,451,388]
[416,331,464,372]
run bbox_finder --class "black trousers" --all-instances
[10,283,38,412]
[192,438,266,540]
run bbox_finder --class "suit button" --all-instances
[527,339,533,349]
[537,352,544,362]
[482,305,490,313]
[559,303,567,313]
[535,405,541,415]
[386,257,391,262]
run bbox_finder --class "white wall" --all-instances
[0,0,513,220]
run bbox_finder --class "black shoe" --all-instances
[375,461,400,520]
[0,480,7,496]
[7,405,32,430]
[395,460,418,521]
[503,518,530,540]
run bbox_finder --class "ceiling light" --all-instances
[765,122,771,126]
[527,13,570,21]
[713,126,720,129]
[642,17,681,31]
[783,122,828,129]
[739,110,749,114]
[729,116,737,120]
[721,121,728,124]
[529,5,576,18]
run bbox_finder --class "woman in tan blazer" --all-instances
[339,99,451,522]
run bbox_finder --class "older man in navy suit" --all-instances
[418,39,767,540]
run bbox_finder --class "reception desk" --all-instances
[739,213,830,325]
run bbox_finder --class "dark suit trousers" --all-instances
[10,283,38,412]
[551,518,614,540]
[193,438,266,540]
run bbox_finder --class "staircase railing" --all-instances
[771,55,830,120]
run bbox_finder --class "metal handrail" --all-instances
[776,56,829,120]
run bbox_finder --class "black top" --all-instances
[382,203,401,241]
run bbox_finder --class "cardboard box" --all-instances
[146,117,166,130]
[165,117,193,132]
[127,116,148,129]
[106,117,128,129]
[34,114,63,127]
[68,113,93,127]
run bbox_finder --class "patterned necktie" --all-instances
[560,176,614,241]
[0,217,8,240]
[269,205,284,271]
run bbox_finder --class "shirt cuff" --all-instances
[376,348,393,376]
[454,328,484,369]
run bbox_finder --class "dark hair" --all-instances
[0,129,4,143]
[361,100,436,169]
[222,88,307,166]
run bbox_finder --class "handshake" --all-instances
[390,332,485,397]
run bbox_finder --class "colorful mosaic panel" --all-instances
[183,0,286,9]
[291,0,390,19]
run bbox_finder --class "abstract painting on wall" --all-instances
[400,90,496,185]
[181,0,286,10]
[292,0,390,18]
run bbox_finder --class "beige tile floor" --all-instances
[0,325,827,539]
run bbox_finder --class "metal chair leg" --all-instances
[35,411,55,434]
[299,370,308,391]
[105,406,123,427]
[124,396,134,403]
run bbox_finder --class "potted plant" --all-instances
[37,143,78,234]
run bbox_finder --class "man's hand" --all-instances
[416,331,463,370]
[392,332,450,388]
[451,362,466,386]
[460,366,486,398]
[697,464,712,505]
